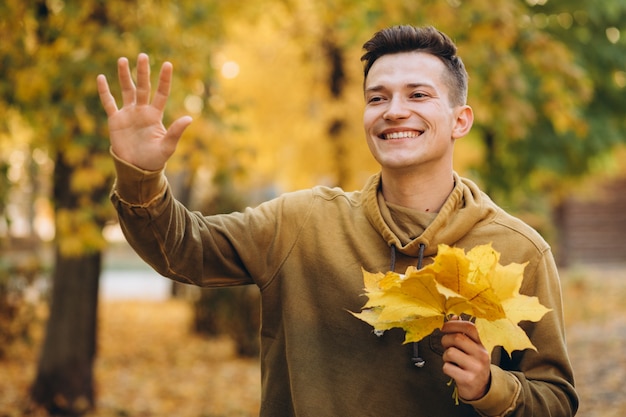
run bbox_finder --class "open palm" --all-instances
[97,53,192,171]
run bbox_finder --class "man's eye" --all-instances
[368,96,384,103]
[411,92,427,99]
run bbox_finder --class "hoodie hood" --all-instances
[363,172,497,258]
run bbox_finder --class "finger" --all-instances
[464,325,481,344]
[117,57,136,106]
[152,61,174,112]
[96,74,118,117]
[441,320,481,345]
[136,53,151,105]
[442,345,463,367]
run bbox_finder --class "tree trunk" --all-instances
[30,249,101,416]
[323,36,349,188]
[30,149,103,416]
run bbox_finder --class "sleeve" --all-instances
[463,248,578,417]
[109,150,309,289]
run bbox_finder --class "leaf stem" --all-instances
[446,378,460,406]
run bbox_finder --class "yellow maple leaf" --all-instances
[352,243,551,355]
[427,244,505,321]
[352,269,446,343]
[476,279,552,354]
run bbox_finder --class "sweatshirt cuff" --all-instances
[110,148,168,205]
[462,365,520,417]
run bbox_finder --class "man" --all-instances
[97,25,577,416]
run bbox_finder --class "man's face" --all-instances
[363,52,469,176]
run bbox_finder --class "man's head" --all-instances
[361,25,474,181]
[361,26,468,107]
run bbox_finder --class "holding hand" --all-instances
[440,317,492,402]
[96,53,192,171]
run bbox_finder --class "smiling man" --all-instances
[363,50,473,213]
[98,25,578,416]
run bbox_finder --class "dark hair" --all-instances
[361,25,468,106]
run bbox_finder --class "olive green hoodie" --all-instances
[111,153,577,417]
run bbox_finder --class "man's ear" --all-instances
[452,105,474,139]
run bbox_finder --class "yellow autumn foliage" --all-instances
[353,243,551,355]
[56,209,107,256]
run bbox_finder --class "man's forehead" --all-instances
[364,52,447,89]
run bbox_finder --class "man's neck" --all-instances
[380,169,455,213]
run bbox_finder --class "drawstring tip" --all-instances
[411,341,425,367]
[412,357,426,368]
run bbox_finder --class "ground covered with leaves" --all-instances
[2,301,261,417]
[2,265,626,416]
[561,265,626,417]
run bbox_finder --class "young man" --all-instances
[97,25,577,416]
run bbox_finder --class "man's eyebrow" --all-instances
[406,82,435,89]
[364,85,386,93]
[364,82,435,93]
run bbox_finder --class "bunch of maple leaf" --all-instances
[352,243,551,355]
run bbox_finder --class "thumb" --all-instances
[163,115,193,154]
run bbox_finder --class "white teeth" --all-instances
[383,131,420,140]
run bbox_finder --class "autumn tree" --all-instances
[524,0,626,196]
[454,0,626,206]
[217,0,625,210]
[0,1,229,414]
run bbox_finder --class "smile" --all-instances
[381,131,422,140]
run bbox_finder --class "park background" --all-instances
[1,0,625,416]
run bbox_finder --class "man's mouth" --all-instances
[380,130,423,140]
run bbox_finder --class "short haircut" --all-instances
[361,25,468,106]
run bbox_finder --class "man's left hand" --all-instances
[440,317,492,401]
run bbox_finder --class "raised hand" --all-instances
[97,53,192,171]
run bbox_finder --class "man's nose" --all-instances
[383,96,410,120]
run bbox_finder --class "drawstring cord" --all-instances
[387,243,427,368]
[416,242,425,269]
[412,243,426,367]
[390,244,397,271]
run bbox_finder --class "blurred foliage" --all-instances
[193,286,261,358]
[1,0,624,247]
[0,0,625,413]
[0,0,234,255]
[467,0,626,207]
[0,1,235,414]
[0,241,44,359]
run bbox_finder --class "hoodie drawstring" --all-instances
[389,244,397,271]
[388,243,426,368]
